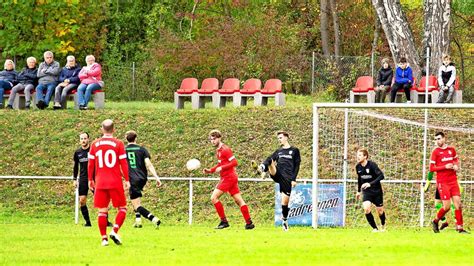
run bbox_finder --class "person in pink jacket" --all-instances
[77,55,104,110]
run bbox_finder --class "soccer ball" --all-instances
[186,159,201,171]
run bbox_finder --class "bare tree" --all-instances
[423,0,451,74]
[371,0,421,76]
[320,0,330,56]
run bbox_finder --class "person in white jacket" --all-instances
[437,54,456,103]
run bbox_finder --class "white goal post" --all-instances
[312,103,474,229]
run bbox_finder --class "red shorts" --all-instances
[437,180,460,201]
[94,187,127,208]
[216,179,240,196]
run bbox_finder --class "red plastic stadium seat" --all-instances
[261,79,282,95]
[352,76,374,92]
[218,78,240,95]
[413,76,438,92]
[454,76,460,91]
[198,78,219,94]
[241,79,262,95]
[176,78,199,95]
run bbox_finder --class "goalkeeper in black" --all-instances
[254,130,301,231]
[355,148,386,232]
[73,132,92,226]
[125,130,162,228]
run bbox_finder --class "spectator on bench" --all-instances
[6,57,37,109]
[53,55,81,109]
[437,54,456,104]
[77,55,103,110]
[36,51,60,109]
[375,58,393,103]
[390,57,413,104]
[0,59,18,109]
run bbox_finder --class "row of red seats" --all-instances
[352,75,460,93]
[176,78,282,95]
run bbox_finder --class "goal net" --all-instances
[312,103,474,228]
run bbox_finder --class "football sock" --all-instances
[137,206,156,222]
[135,210,141,220]
[240,205,252,224]
[435,202,446,222]
[98,212,108,239]
[365,213,378,229]
[113,207,127,233]
[214,201,227,222]
[282,205,289,220]
[379,212,386,226]
[434,207,449,223]
[454,209,463,228]
[81,205,91,224]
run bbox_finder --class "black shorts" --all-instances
[435,188,440,200]
[78,178,89,196]
[129,178,147,200]
[270,171,292,197]
[362,189,383,207]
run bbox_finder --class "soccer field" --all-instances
[0,222,472,265]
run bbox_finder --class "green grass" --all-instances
[0,221,472,265]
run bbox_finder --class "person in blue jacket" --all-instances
[390,57,413,103]
[53,55,81,109]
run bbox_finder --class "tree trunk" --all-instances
[371,0,421,77]
[329,0,340,57]
[320,0,330,56]
[423,0,451,76]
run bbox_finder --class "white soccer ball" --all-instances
[186,159,201,171]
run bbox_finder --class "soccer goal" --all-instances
[312,103,474,228]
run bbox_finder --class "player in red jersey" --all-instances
[88,119,131,246]
[202,130,255,230]
[430,132,469,234]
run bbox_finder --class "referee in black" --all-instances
[73,132,92,226]
[355,148,386,232]
[255,130,301,231]
[125,130,162,228]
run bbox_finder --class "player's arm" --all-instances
[145,158,162,187]
[369,162,384,186]
[452,148,460,171]
[429,150,445,172]
[87,146,96,189]
[73,152,79,187]
[260,150,278,172]
[356,167,362,200]
[218,149,238,171]
[291,148,301,182]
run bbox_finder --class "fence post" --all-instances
[312,104,319,229]
[189,179,193,225]
[311,51,316,93]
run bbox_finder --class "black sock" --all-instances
[80,205,90,224]
[365,213,378,229]
[135,211,141,219]
[379,212,386,226]
[137,206,155,222]
[282,205,289,220]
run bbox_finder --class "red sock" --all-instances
[240,205,251,224]
[435,208,448,222]
[98,212,108,239]
[214,201,227,221]
[455,209,463,227]
[113,207,127,233]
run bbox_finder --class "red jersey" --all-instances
[88,136,129,189]
[210,144,238,180]
[429,145,458,183]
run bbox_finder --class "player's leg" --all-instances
[211,188,228,229]
[109,188,127,245]
[434,188,449,230]
[362,200,378,231]
[451,183,469,234]
[281,192,291,231]
[78,180,91,226]
[374,193,385,231]
[231,190,254,229]
[131,184,161,229]
[94,189,110,246]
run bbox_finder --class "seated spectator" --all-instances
[6,57,37,109]
[0,59,18,108]
[77,55,103,110]
[437,54,456,104]
[36,51,60,109]
[390,57,413,103]
[375,58,393,103]
[53,55,81,109]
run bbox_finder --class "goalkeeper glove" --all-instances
[423,182,430,193]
